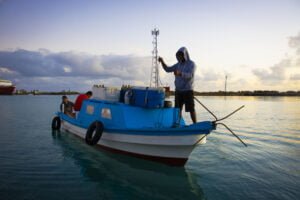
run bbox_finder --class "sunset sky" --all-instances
[0,0,300,92]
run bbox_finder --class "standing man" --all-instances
[74,91,93,111]
[158,47,197,123]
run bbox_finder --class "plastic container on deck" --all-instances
[131,87,165,108]
[92,85,120,102]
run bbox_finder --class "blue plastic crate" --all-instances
[131,87,165,108]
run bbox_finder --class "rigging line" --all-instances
[216,122,247,147]
[193,134,208,145]
[193,97,218,120]
[215,105,245,122]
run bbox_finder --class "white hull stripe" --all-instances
[62,120,206,159]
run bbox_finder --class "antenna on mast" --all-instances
[150,28,160,88]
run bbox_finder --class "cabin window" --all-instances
[86,105,94,115]
[101,108,112,119]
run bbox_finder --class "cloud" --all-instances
[252,32,300,84]
[198,69,223,81]
[0,66,18,75]
[201,71,221,82]
[191,69,227,91]
[290,74,300,80]
[0,49,151,79]
[289,32,300,55]
[252,59,290,82]
[0,49,152,91]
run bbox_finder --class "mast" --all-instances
[150,28,160,88]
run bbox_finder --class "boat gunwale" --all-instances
[58,112,214,136]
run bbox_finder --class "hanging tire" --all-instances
[85,121,104,145]
[52,116,61,130]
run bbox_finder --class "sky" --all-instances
[0,0,300,92]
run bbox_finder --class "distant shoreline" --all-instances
[192,90,300,97]
[14,91,79,95]
[11,90,300,97]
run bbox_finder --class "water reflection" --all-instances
[51,131,206,200]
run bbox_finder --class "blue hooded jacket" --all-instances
[162,47,196,91]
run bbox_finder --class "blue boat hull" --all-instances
[57,99,215,166]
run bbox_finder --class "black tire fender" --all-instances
[85,121,104,145]
[52,116,61,130]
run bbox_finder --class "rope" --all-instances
[217,122,247,147]
[215,105,245,122]
[193,97,218,120]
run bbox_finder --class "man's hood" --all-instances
[176,47,190,62]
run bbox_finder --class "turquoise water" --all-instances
[0,95,299,200]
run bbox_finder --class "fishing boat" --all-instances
[0,79,16,95]
[53,86,216,166]
[51,29,246,166]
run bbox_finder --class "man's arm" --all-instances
[158,57,176,72]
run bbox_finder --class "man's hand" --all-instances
[158,57,163,63]
[158,56,167,68]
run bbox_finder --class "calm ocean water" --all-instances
[0,95,299,200]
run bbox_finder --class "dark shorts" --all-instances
[175,90,195,112]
